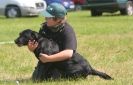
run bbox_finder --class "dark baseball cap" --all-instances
[41,3,67,18]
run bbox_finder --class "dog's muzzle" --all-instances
[14,39,23,47]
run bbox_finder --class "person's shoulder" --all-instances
[39,22,48,34]
[64,22,72,28]
[41,22,47,28]
[64,22,75,33]
[40,22,48,30]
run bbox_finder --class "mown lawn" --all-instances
[0,11,133,85]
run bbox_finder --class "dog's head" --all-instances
[15,29,39,47]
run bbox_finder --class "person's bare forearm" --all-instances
[39,49,73,63]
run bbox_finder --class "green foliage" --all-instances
[0,11,133,85]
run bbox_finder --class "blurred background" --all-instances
[0,0,133,18]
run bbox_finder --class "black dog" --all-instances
[15,29,113,80]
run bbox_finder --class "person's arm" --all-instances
[39,49,73,63]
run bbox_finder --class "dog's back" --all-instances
[34,38,59,58]
[54,53,113,79]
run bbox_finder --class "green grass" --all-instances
[0,11,133,85]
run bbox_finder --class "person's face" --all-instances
[45,17,60,27]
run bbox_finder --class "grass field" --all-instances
[0,11,133,85]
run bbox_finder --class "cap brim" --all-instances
[41,10,54,17]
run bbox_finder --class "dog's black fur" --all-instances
[15,29,113,80]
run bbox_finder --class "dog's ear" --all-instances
[31,31,39,41]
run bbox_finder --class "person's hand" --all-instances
[39,53,49,63]
[27,40,38,52]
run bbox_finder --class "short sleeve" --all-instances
[63,23,77,51]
